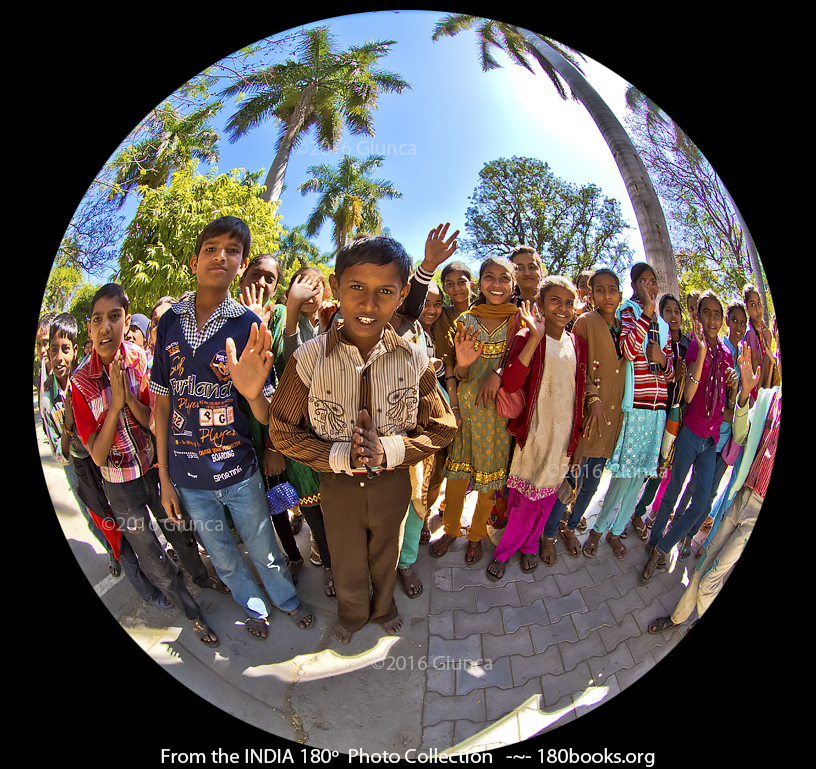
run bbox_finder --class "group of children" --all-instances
[38,215,781,649]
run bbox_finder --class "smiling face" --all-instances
[726,306,748,345]
[540,284,576,338]
[329,260,411,355]
[698,296,723,343]
[442,269,474,308]
[87,296,130,366]
[190,232,244,295]
[510,252,542,297]
[479,262,515,305]
[49,332,77,388]
[420,281,444,329]
[660,298,683,334]
[240,256,280,306]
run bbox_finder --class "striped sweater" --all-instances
[620,300,675,410]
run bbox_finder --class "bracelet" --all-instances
[451,405,460,411]
[454,366,468,380]
[155,463,168,468]
[445,376,457,382]
[689,374,700,385]
[585,395,601,407]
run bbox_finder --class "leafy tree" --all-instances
[109,102,221,207]
[299,154,402,256]
[40,254,89,317]
[117,162,284,312]
[273,225,330,297]
[463,157,633,277]
[220,26,410,203]
[431,14,679,299]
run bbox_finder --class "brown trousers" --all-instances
[320,469,412,633]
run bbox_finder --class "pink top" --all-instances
[683,337,733,441]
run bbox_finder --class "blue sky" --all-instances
[106,10,647,278]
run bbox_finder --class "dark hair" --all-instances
[38,312,56,332]
[742,283,761,304]
[472,256,516,307]
[150,295,177,319]
[574,269,594,287]
[659,293,682,316]
[629,262,656,294]
[194,216,252,259]
[90,283,129,316]
[726,300,747,320]
[287,264,330,301]
[697,289,724,317]
[239,253,281,289]
[440,261,473,285]
[48,312,78,346]
[539,275,577,303]
[588,268,620,292]
[334,236,411,287]
[509,245,542,266]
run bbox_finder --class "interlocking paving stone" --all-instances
[452,716,494,746]
[543,588,588,624]
[485,678,543,722]
[502,599,550,634]
[579,578,621,611]
[573,673,621,715]
[529,614,579,653]
[526,692,577,734]
[428,633,483,666]
[571,601,617,640]
[433,566,453,591]
[606,586,647,623]
[474,581,522,611]
[452,563,531,590]
[587,639,636,684]
[615,649,658,691]
[625,625,677,665]
[426,663,456,696]
[599,612,642,653]
[554,565,595,595]
[517,573,562,605]
[482,626,534,662]
[456,655,513,695]
[453,605,504,638]
[510,643,564,687]
[588,552,628,584]
[428,610,454,640]
[558,628,608,672]
[419,721,454,752]
[430,584,478,614]
[609,563,646,594]
[423,690,486,726]
[539,660,596,708]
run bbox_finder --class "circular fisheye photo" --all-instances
[33,10,784,764]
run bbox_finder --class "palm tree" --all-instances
[299,154,402,256]
[220,26,410,203]
[432,15,679,299]
[110,101,221,206]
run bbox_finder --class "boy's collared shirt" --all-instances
[71,342,154,483]
[149,293,274,491]
[269,322,457,475]
[41,373,90,465]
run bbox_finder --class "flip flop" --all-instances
[465,539,483,563]
[398,566,423,598]
[648,616,678,634]
[486,558,508,581]
[430,533,456,558]
[287,603,314,630]
[189,617,219,647]
[245,617,269,640]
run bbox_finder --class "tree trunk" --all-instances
[260,84,318,203]
[515,28,679,300]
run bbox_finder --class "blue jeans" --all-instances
[176,469,300,620]
[542,456,607,538]
[649,425,717,555]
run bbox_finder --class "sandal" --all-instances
[521,552,539,572]
[465,539,483,563]
[648,616,678,634]
[287,603,314,630]
[200,574,231,594]
[486,558,508,581]
[619,525,629,539]
[605,532,627,560]
[309,539,322,566]
[679,536,692,561]
[631,515,649,541]
[419,515,432,544]
[539,535,557,566]
[641,545,663,581]
[576,516,588,533]
[245,617,268,640]
[189,617,219,647]
[582,530,601,558]
[561,527,581,557]
[323,567,336,598]
[150,593,173,611]
[430,533,456,558]
[398,566,423,598]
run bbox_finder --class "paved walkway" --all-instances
[38,394,739,759]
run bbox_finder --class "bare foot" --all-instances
[333,624,353,644]
[383,615,403,634]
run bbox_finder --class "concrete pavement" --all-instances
[37,394,734,759]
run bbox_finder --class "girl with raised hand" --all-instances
[537,269,625,565]
[583,263,674,560]
[486,278,588,580]
[431,257,518,564]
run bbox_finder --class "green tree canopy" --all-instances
[463,157,634,278]
[118,162,284,312]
